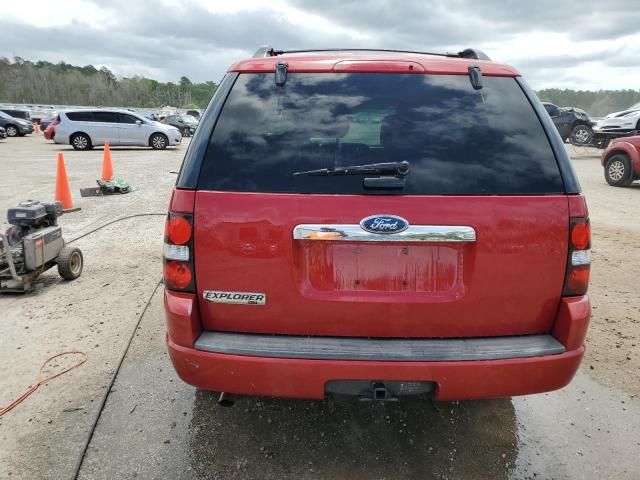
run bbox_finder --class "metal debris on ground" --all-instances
[80,178,134,197]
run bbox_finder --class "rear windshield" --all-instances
[198,73,564,194]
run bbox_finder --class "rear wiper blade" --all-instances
[293,161,410,177]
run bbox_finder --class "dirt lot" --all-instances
[0,136,638,479]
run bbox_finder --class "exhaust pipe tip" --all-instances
[217,392,235,407]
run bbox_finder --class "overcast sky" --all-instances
[1,0,639,90]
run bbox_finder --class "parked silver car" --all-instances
[54,109,182,150]
[593,102,640,134]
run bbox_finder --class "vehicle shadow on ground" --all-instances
[47,146,182,152]
[186,391,517,480]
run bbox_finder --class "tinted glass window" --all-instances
[119,113,141,124]
[66,111,95,122]
[544,104,560,116]
[92,111,119,123]
[1,109,28,119]
[199,73,564,194]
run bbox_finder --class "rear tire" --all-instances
[71,133,92,151]
[5,125,18,137]
[181,127,190,137]
[150,133,168,149]
[604,154,633,187]
[57,246,83,280]
[570,124,592,145]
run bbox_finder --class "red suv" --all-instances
[164,48,591,401]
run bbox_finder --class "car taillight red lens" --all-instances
[566,265,590,293]
[563,217,590,296]
[166,216,192,245]
[571,220,590,250]
[164,261,192,290]
[163,213,194,292]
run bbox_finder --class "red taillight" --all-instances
[163,212,194,292]
[571,220,590,250]
[563,217,590,296]
[164,261,193,290]
[566,265,590,294]
[166,215,192,245]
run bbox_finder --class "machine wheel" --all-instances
[604,154,633,187]
[150,133,169,149]
[57,246,83,280]
[5,125,18,137]
[181,127,191,137]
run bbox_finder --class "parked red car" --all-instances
[43,116,59,141]
[601,135,640,186]
[164,47,591,402]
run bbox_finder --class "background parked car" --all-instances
[594,102,640,134]
[542,102,594,145]
[0,108,32,123]
[162,114,198,136]
[0,111,34,137]
[39,113,59,130]
[600,135,640,187]
[54,109,182,150]
[0,126,6,140]
[185,109,201,119]
[43,115,59,140]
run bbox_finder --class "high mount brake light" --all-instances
[163,213,195,292]
[563,218,590,297]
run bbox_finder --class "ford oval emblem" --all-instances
[360,214,409,235]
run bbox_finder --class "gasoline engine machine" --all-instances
[0,200,83,293]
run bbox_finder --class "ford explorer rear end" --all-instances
[164,48,591,401]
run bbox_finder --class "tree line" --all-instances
[1,56,639,117]
[0,57,218,109]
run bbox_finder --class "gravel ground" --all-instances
[0,136,638,479]
[565,144,640,396]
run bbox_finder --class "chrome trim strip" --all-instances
[293,224,476,242]
[195,333,565,361]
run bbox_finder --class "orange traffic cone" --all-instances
[55,152,74,209]
[101,141,114,181]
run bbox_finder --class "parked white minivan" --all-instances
[54,109,182,150]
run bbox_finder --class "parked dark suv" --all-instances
[543,102,594,145]
[164,47,591,402]
[0,108,32,122]
[162,114,198,137]
[0,111,34,137]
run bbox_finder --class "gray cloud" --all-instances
[290,0,640,42]
[0,1,356,82]
[1,0,639,89]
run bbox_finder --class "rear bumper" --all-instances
[168,336,584,400]
[165,290,590,400]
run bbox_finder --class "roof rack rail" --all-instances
[252,47,491,61]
